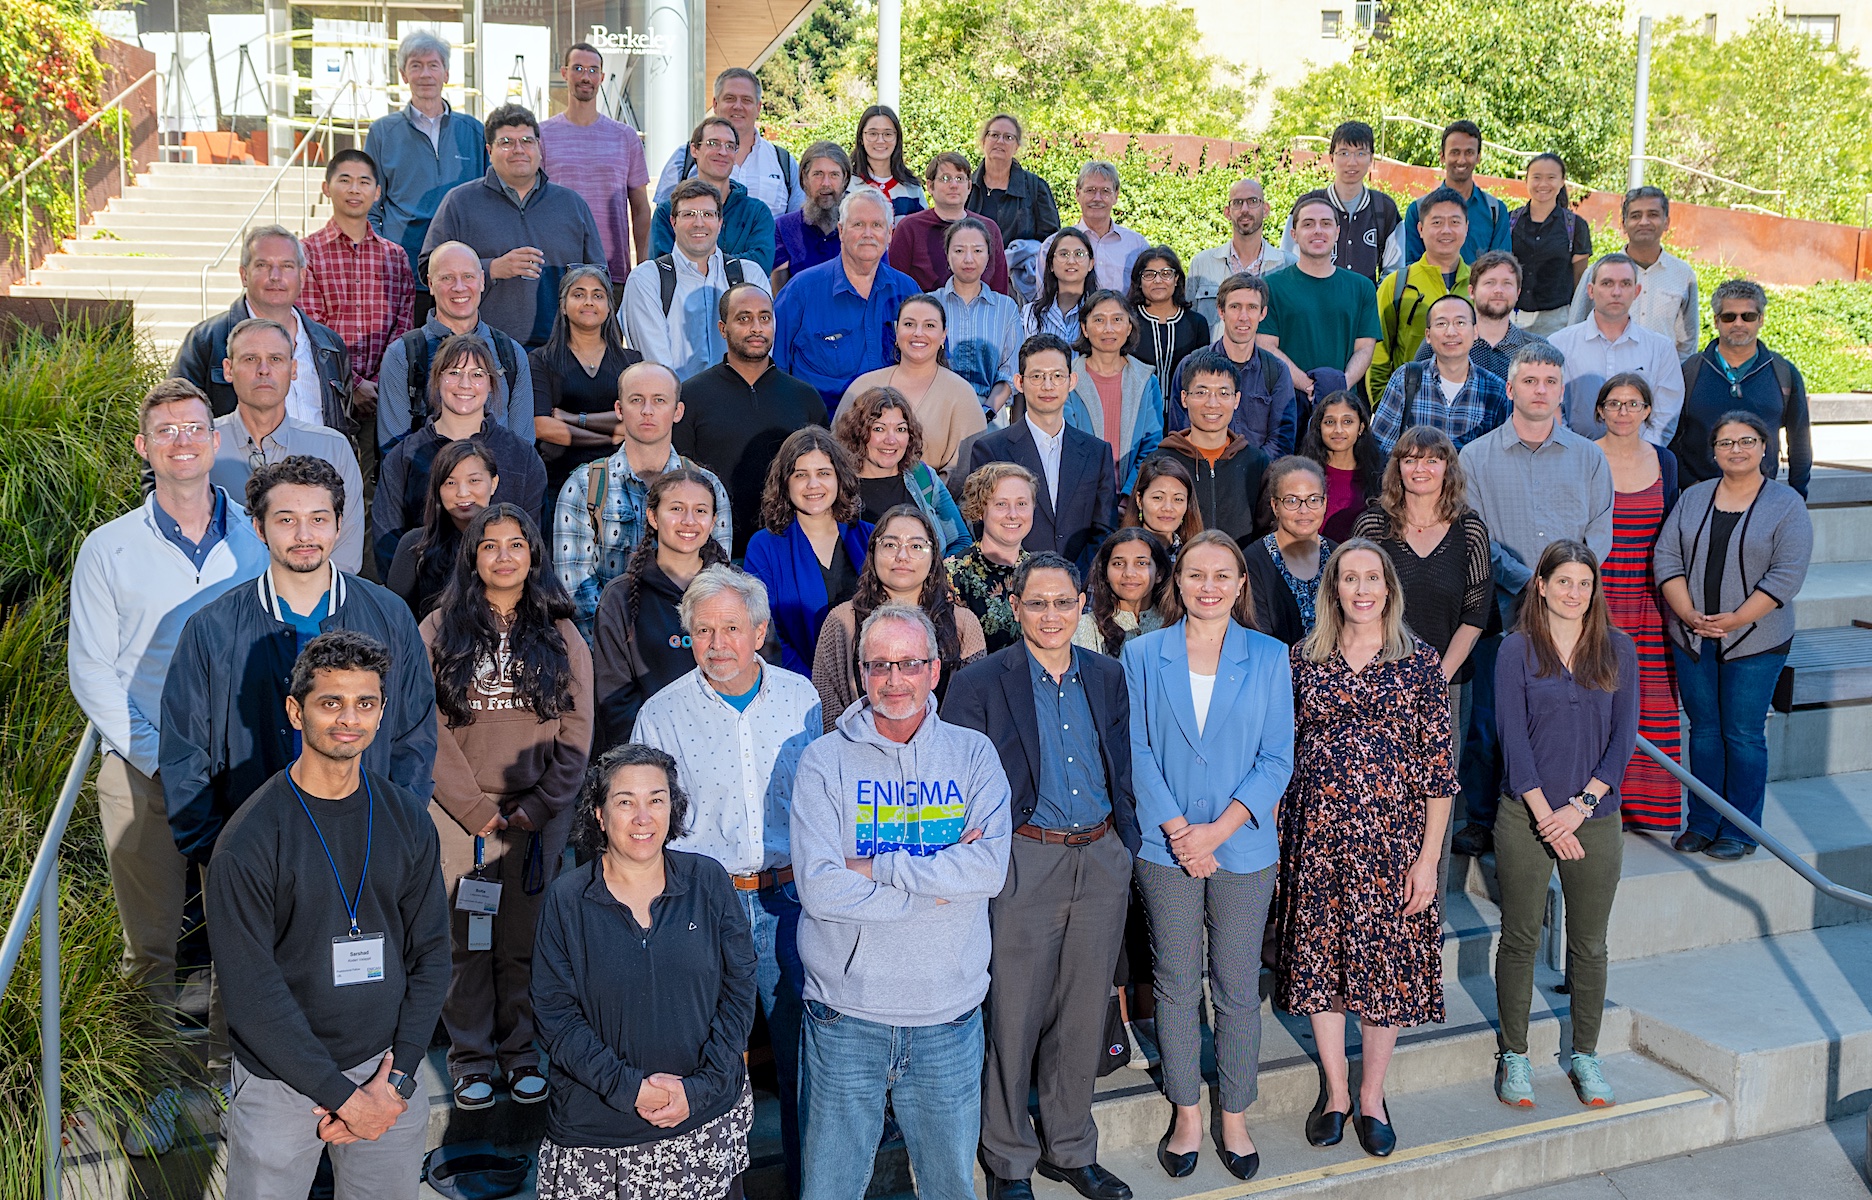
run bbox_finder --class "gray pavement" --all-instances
[1502,1115,1869,1199]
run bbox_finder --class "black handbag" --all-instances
[1096,991,1130,1078]
[421,1141,531,1200]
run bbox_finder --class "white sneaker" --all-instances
[1126,1020,1159,1070]
[125,1087,183,1157]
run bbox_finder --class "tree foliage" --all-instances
[1263,0,1633,183]
[1647,14,1872,225]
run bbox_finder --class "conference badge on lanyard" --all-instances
[286,771,387,987]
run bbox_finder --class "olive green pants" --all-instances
[1493,794,1623,1057]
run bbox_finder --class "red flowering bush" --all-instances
[0,0,106,248]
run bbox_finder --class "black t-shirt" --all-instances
[530,341,643,500]
[857,473,915,525]
[820,540,859,613]
[1511,205,1593,312]
[1704,508,1742,621]
[673,361,830,557]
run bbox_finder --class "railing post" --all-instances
[41,859,60,1200]
[72,140,81,242]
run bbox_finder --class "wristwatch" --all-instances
[386,1069,418,1100]
[576,412,588,429]
[1569,790,1600,817]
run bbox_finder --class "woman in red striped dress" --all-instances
[1594,374,1682,832]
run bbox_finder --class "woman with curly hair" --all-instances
[531,743,755,1200]
[811,505,987,729]
[1073,527,1171,655]
[743,427,874,673]
[590,466,732,750]
[946,460,1039,653]
[422,503,593,1113]
[834,385,972,555]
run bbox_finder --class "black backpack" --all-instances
[656,253,748,316]
[399,326,521,437]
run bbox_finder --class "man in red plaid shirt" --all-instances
[301,149,417,426]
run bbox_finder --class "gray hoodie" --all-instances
[790,696,1011,1027]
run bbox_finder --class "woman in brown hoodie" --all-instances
[421,503,594,1112]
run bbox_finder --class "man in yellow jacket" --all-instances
[1370,186,1472,398]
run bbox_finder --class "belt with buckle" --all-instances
[731,865,794,892]
[1014,817,1111,847]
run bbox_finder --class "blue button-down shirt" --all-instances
[153,487,229,571]
[772,256,923,410]
[938,278,1022,406]
[1028,645,1110,831]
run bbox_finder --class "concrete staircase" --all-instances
[1774,465,1872,780]
[14,160,329,352]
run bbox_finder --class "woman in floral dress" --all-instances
[1274,539,1457,1160]
[945,461,1037,652]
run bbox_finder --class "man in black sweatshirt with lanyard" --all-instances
[206,630,448,1198]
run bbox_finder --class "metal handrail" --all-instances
[198,76,361,319]
[0,723,100,1200]
[2,70,158,280]
[1628,154,1786,209]
[1636,735,1872,912]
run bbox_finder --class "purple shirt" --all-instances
[774,210,841,277]
[539,113,649,284]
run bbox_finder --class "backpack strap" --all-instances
[775,143,796,207]
[659,254,747,316]
[725,257,746,289]
[1771,355,1793,412]
[585,460,609,546]
[402,328,433,435]
[1385,267,1411,351]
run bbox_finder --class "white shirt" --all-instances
[285,311,324,427]
[1190,670,1216,737]
[1567,249,1700,357]
[1026,415,1067,506]
[1189,239,1296,324]
[632,665,823,875]
[1549,316,1686,446]
[620,248,772,380]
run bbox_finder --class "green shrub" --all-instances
[0,322,192,1196]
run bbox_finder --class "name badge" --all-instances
[456,876,503,914]
[467,912,493,951]
[332,933,386,987]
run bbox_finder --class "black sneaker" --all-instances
[1450,823,1493,857]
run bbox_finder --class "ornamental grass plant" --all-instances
[0,318,199,1197]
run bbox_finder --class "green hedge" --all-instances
[0,320,189,1194]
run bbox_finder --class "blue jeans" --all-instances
[1460,631,1505,828]
[798,1001,983,1200]
[1673,645,1787,846]
[740,884,805,1196]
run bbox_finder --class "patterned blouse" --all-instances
[1263,533,1336,636]
[945,546,1029,653]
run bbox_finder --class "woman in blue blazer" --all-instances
[742,427,874,674]
[1122,529,1294,1183]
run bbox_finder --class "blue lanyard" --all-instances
[286,771,374,938]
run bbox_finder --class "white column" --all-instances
[877,0,901,109]
[644,0,692,175]
[1629,14,1653,190]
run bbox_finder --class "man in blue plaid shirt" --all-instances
[1372,292,1511,456]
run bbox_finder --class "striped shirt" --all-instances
[301,222,416,385]
[937,278,1022,405]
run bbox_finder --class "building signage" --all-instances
[586,25,673,56]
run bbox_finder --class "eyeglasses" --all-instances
[1714,436,1763,451]
[1023,370,1070,385]
[441,367,491,383]
[1054,249,1090,262]
[984,130,1020,143]
[1139,268,1178,282]
[859,657,934,679]
[493,135,539,149]
[933,173,969,186]
[148,422,209,443]
[1602,399,1650,413]
[694,137,739,152]
[1716,310,1762,324]
[876,537,933,558]
[567,64,602,76]
[1276,494,1327,511]
[1225,197,1266,210]
[673,207,721,221]
[1018,597,1081,613]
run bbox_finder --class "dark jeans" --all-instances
[1460,632,1505,828]
[740,884,805,1197]
[1673,645,1788,846]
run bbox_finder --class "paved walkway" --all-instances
[1503,1114,1868,1198]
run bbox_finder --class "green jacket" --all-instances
[1370,257,1471,398]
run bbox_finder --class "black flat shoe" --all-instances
[1305,1107,1349,1147]
[1673,830,1714,853]
[1216,1143,1260,1181]
[1035,1161,1131,1200]
[1705,837,1755,860]
[1355,1112,1397,1157]
[1155,1132,1197,1179]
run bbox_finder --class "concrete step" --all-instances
[1808,465,1872,507]
[1808,503,1872,564]
[1795,561,1872,631]
[1463,771,1872,961]
[59,237,249,256]
[1035,1054,1724,1200]
[86,211,324,235]
[1611,922,1872,1140]
[27,263,243,288]
[1771,702,1872,780]
[107,195,333,218]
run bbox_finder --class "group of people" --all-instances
[76,30,1823,1200]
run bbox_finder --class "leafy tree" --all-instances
[757,0,870,121]
[1646,14,1872,224]
[1263,0,1633,184]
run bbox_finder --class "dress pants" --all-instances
[980,831,1131,1180]
[432,803,570,1079]
[97,753,187,1002]
[222,1051,428,1200]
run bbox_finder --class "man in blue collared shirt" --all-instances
[1402,121,1512,266]
[365,31,488,290]
[772,185,922,411]
[942,554,1137,1200]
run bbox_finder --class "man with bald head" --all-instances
[375,240,534,453]
[552,360,734,633]
[773,185,922,410]
[1189,177,1294,324]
